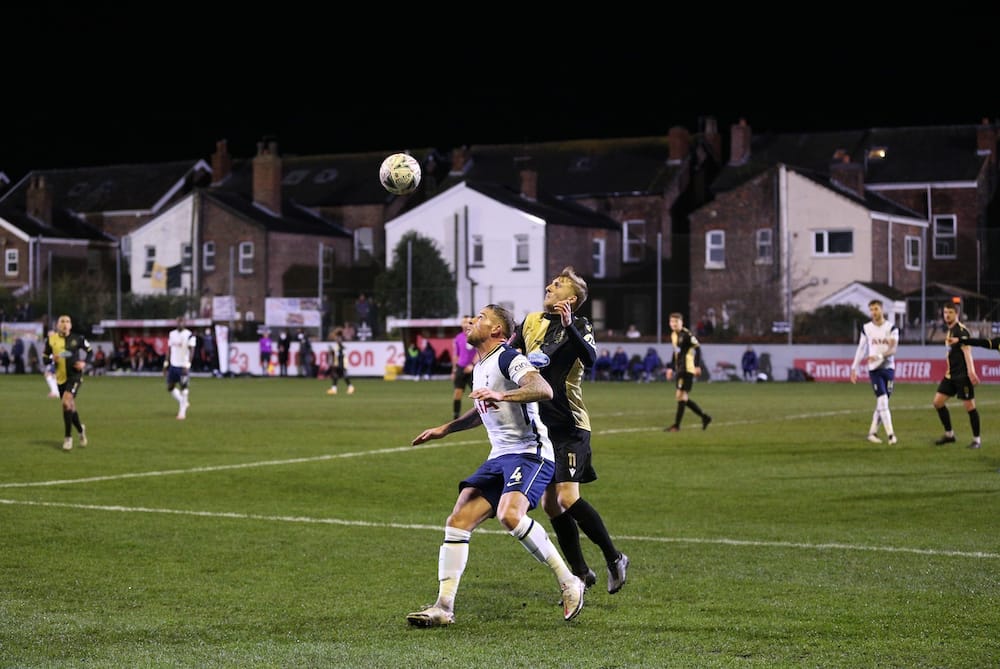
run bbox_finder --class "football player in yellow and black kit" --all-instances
[43,314,92,451]
[510,266,629,596]
[664,312,712,432]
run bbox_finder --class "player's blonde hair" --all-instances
[558,266,588,309]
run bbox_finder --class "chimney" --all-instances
[211,139,232,185]
[26,174,54,225]
[667,126,691,163]
[702,116,722,160]
[829,152,865,196]
[977,117,997,165]
[450,146,470,176]
[729,118,751,165]
[519,166,538,200]
[252,139,281,214]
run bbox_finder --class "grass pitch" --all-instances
[1,374,998,668]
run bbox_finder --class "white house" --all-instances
[127,197,197,295]
[384,181,550,324]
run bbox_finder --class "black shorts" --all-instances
[936,376,975,401]
[549,426,598,485]
[58,378,82,397]
[674,372,695,393]
[453,367,473,391]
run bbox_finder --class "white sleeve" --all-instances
[851,326,868,370]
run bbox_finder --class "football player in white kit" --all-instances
[850,299,899,444]
[406,304,586,627]
[165,316,197,420]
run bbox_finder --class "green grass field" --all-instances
[1,374,998,668]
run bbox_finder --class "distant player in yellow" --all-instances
[42,314,93,451]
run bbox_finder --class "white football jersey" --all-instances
[168,327,197,368]
[473,343,554,462]
[852,319,899,371]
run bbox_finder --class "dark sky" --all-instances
[3,8,992,181]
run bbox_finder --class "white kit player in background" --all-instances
[849,299,899,444]
[165,316,197,420]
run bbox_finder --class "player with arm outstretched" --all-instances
[406,304,585,628]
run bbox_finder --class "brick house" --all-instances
[688,118,999,339]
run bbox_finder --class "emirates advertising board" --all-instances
[794,358,1000,383]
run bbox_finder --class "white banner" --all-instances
[264,298,322,328]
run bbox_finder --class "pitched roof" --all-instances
[451,137,687,197]
[202,190,351,237]
[0,160,210,214]
[711,124,988,193]
[0,204,116,242]
[463,181,619,230]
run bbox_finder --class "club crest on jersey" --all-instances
[527,351,550,368]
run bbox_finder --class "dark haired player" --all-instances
[43,314,92,451]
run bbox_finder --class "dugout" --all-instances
[385,317,464,377]
[96,318,214,371]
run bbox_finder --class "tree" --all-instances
[794,304,867,343]
[374,232,457,318]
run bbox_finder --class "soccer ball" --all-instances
[379,152,421,195]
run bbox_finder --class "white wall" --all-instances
[128,198,194,294]
[385,183,547,323]
[786,171,873,312]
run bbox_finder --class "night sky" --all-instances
[3,7,991,181]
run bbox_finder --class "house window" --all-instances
[203,241,215,271]
[470,234,484,265]
[121,236,131,259]
[933,215,957,259]
[513,234,529,268]
[592,238,606,279]
[813,230,853,256]
[181,243,193,270]
[5,249,18,276]
[756,228,773,264]
[238,241,254,274]
[905,235,922,270]
[354,227,374,262]
[622,219,645,263]
[143,246,156,277]
[705,230,725,269]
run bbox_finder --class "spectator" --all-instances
[12,337,25,374]
[642,347,663,382]
[0,345,9,374]
[296,329,313,377]
[628,354,644,381]
[91,345,107,376]
[591,348,612,381]
[111,340,129,372]
[741,345,759,381]
[200,328,217,376]
[610,346,629,381]
[355,293,371,328]
[625,324,641,339]
[403,341,420,376]
[416,341,436,380]
[277,331,291,376]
